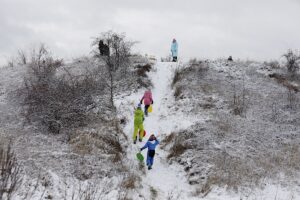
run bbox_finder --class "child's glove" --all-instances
[140,148,143,152]
[152,100,154,104]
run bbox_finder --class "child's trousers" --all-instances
[133,123,144,140]
[147,150,155,166]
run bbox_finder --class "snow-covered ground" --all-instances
[117,60,300,199]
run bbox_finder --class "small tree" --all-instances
[92,31,135,110]
[283,49,300,74]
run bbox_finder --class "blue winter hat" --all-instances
[137,103,142,108]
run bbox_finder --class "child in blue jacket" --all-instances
[140,134,159,170]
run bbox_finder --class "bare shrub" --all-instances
[282,49,300,74]
[19,44,106,134]
[0,142,22,200]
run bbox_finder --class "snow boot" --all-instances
[148,165,152,170]
[139,138,142,142]
[133,136,137,144]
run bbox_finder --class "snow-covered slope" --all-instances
[1,58,300,199]
[117,60,300,200]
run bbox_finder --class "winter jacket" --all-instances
[141,91,153,106]
[134,108,144,126]
[171,41,178,57]
[141,139,159,151]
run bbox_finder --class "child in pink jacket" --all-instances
[140,90,153,116]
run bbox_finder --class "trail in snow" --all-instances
[139,62,196,199]
[119,62,198,199]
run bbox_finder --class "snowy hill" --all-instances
[0,58,300,199]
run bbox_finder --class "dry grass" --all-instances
[201,84,214,94]
[163,132,193,160]
[171,68,182,88]
[207,154,261,192]
[168,143,187,159]
[231,84,247,116]
[195,143,300,196]
[269,73,299,92]
[174,85,183,99]
[121,173,140,190]
[161,132,176,148]
[167,139,189,159]
[70,130,124,160]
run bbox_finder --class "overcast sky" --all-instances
[1,0,300,65]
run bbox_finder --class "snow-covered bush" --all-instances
[18,45,107,134]
[283,49,300,74]
[134,64,153,89]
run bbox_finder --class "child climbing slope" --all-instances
[140,89,153,117]
[133,103,145,144]
[140,134,159,170]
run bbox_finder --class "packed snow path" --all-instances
[119,62,198,199]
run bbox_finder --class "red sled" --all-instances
[139,130,146,137]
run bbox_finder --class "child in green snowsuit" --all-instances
[133,103,144,144]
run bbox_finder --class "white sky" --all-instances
[1,0,300,65]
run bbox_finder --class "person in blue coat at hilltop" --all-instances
[140,134,159,170]
[171,38,178,62]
